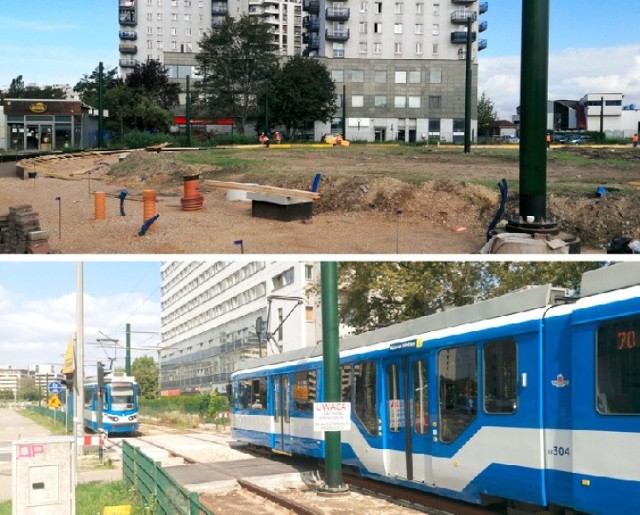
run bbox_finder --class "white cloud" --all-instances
[480,44,640,119]
[0,291,160,370]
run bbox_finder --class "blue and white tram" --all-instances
[84,372,139,434]
[231,263,640,514]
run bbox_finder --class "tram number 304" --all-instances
[548,446,571,456]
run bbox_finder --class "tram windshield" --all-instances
[110,383,135,410]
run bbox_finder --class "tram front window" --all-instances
[111,386,135,409]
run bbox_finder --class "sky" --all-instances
[0,260,161,375]
[0,1,639,118]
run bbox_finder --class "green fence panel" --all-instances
[121,441,212,515]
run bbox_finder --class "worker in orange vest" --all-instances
[546,133,552,149]
[633,133,638,148]
[275,131,281,144]
[335,134,343,146]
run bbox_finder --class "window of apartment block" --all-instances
[408,96,421,108]
[147,40,153,49]
[375,70,387,83]
[394,3,403,14]
[331,69,344,82]
[432,24,440,35]
[351,69,364,82]
[305,306,314,322]
[395,71,407,83]
[359,22,368,34]
[360,2,369,12]
[453,119,465,132]
[157,41,164,49]
[352,95,364,108]
[157,12,163,20]
[374,22,382,33]
[394,96,406,108]
[433,2,440,15]
[184,0,192,5]
[394,23,403,34]
[147,12,153,21]
[184,13,191,21]
[305,264,314,280]
[359,42,368,54]
[415,24,424,35]
[334,94,343,107]
[171,0,178,6]
[185,28,192,36]
[416,3,423,15]
[171,41,177,50]
[157,0,163,5]
[415,43,423,55]
[171,13,178,20]
[374,95,387,107]
[432,43,439,55]
[429,96,442,109]
[333,43,345,58]
[430,68,442,84]
[374,2,382,13]
[373,42,382,54]
[409,70,421,83]
[157,27,163,35]
[394,42,402,54]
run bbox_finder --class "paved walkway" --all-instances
[0,407,123,503]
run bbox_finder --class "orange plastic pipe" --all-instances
[143,189,157,230]
[94,191,106,221]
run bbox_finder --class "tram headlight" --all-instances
[128,415,137,421]
[108,415,119,422]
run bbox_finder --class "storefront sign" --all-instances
[29,102,48,114]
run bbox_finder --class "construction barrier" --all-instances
[122,441,212,515]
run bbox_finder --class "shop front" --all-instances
[1,99,97,151]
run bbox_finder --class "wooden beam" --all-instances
[204,180,320,201]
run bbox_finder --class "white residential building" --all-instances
[159,261,321,394]
[118,0,487,142]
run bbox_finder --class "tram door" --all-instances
[273,374,291,454]
[383,357,433,484]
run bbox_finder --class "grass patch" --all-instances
[20,408,69,435]
[76,481,146,515]
[0,481,144,515]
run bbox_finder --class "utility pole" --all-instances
[98,62,104,149]
[74,262,85,486]
[186,75,192,147]
[342,85,347,140]
[464,17,474,154]
[319,262,348,495]
[126,323,132,376]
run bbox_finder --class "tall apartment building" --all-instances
[118,0,487,142]
[159,261,321,394]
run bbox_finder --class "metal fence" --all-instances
[122,441,212,515]
[29,405,71,432]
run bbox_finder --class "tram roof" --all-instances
[235,284,563,373]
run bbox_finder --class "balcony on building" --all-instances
[451,31,476,44]
[326,7,350,21]
[119,12,137,26]
[119,30,137,40]
[479,20,488,32]
[211,19,225,29]
[325,28,349,41]
[119,0,136,10]
[119,43,138,54]
[211,5,228,15]
[303,34,319,50]
[119,58,139,68]
[479,1,489,14]
[451,9,476,24]
[303,16,320,31]
[478,39,488,51]
[303,0,320,14]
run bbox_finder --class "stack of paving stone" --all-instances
[0,213,8,253]
[5,205,53,254]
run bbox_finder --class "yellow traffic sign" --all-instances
[48,394,62,408]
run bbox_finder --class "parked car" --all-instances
[567,135,593,145]
[502,135,520,144]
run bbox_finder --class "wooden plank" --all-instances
[204,180,320,201]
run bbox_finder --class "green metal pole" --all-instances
[126,323,131,376]
[98,62,104,149]
[320,262,345,492]
[265,94,269,135]
[342,85,346,140]
[464,17,473,153]
[518,0,549,221]
[186,75,192,147]
[600,96,605,140]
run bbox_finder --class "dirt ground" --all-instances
[2,144,639,254]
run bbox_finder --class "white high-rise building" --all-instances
[159,261,321,394]
[118,0,488,142]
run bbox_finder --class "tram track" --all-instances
[113,423,501,514]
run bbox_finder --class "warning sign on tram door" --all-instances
[313,402,351,432]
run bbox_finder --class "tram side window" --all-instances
[597,317,640,414]
[84,387,93,408]
[340,365,352,402]
[387,364,403,433]
[413,360,429,434]
[354,361,378,436]
[438,345,477,443]
[237,377,268,411]
[483,339,517,414]
[293,370,317,413]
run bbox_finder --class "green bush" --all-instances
[123,130,181,149]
